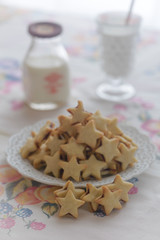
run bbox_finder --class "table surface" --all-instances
[0,5,160,240]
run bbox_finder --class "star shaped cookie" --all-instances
[80,155,107,180]
[35,121,54,146]
[67,100,91,125]
[106,118,122,135]
[116,143,137,170]
[46,132,66,156]
[95,136,120,163]
[121,134,138,148]
[108,174,133,202]
[58,115,77,136]
[59,156,87,182]
[82,184,103,211]
[56,189,85,218]
[104,130,114,139]
[54,180,85,198]
[96,186,122,215]
[20,137,37,159]
[76,120,103,148]
[116,136,131,148]
[28,146,47,169]
[44,150,62,178]
[60,137,85,160]
[87,110,109,132]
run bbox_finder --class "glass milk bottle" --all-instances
[23,22,71,110]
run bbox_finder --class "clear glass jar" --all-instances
[23,22,71,110]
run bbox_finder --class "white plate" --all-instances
[6,119,156,187]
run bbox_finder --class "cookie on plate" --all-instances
[28,145,47,169]
[59,156,87,182]
[46,132,66,156]
[95,136,120,164]
[58,115,77,137]
[60,137,86,160]
[80,155,107,180]
[67,100,91,125]
[116,143,137,171]
[35,121,54,146]
[76,120,103,148]
[106,118,122,136]
[20,137,37,159]
[43,150,62,178]
[87,110,108,132]
[20,100,138,182]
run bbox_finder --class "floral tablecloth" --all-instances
[0,5,160,240]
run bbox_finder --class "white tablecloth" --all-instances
[0,5,160,240]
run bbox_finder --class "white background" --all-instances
[0,0,160,29]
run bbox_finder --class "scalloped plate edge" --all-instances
[6,119,157,187]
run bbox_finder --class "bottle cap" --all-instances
[28,22,62,38]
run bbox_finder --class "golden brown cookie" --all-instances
[20,137,37,159]
[31,131,36,137]
[116,136,131,148]
[67,100,91,125]
[101,169,111,177]
[80,155,107,180]
[46,132,66,156]
[106,118,122,135]
[95,136,120,164]
[56,189,85,218]
[35,121,54,146]
[121,134,138,148]
[28,146,47,169]
[82,184,103,211]
[104,130,114,139]
[76,120,103,148]
[96,186,122,215]
[104,161,122,175]
[87,110,108,132]
[20,100,138,185]
[43,150,62,178]
[108,174,133,202]
[54,180,85,198]
[60,137,85,160]
[59,156,87,182]
[58,115,77,136]
[116,143,137,170]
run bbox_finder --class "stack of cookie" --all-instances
[20,100,138,182]
[54,175,133,218]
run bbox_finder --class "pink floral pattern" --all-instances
[15,187,41,205]
[0,185,4,197]
[114,104,127,111]
[0,164,56,234]
[141,120,160,135]
[131,97,154,109]
[73,77,87,87]
[11,100,24,111]
[0,165,22,184]
[26,220,46,231]
[0,12,160,233]
[30,221,46,230]
[128,186,138,194]
[0,217,15,229]
[107,113,126,122]
[0,82,21,95]
[45,72,63,94]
